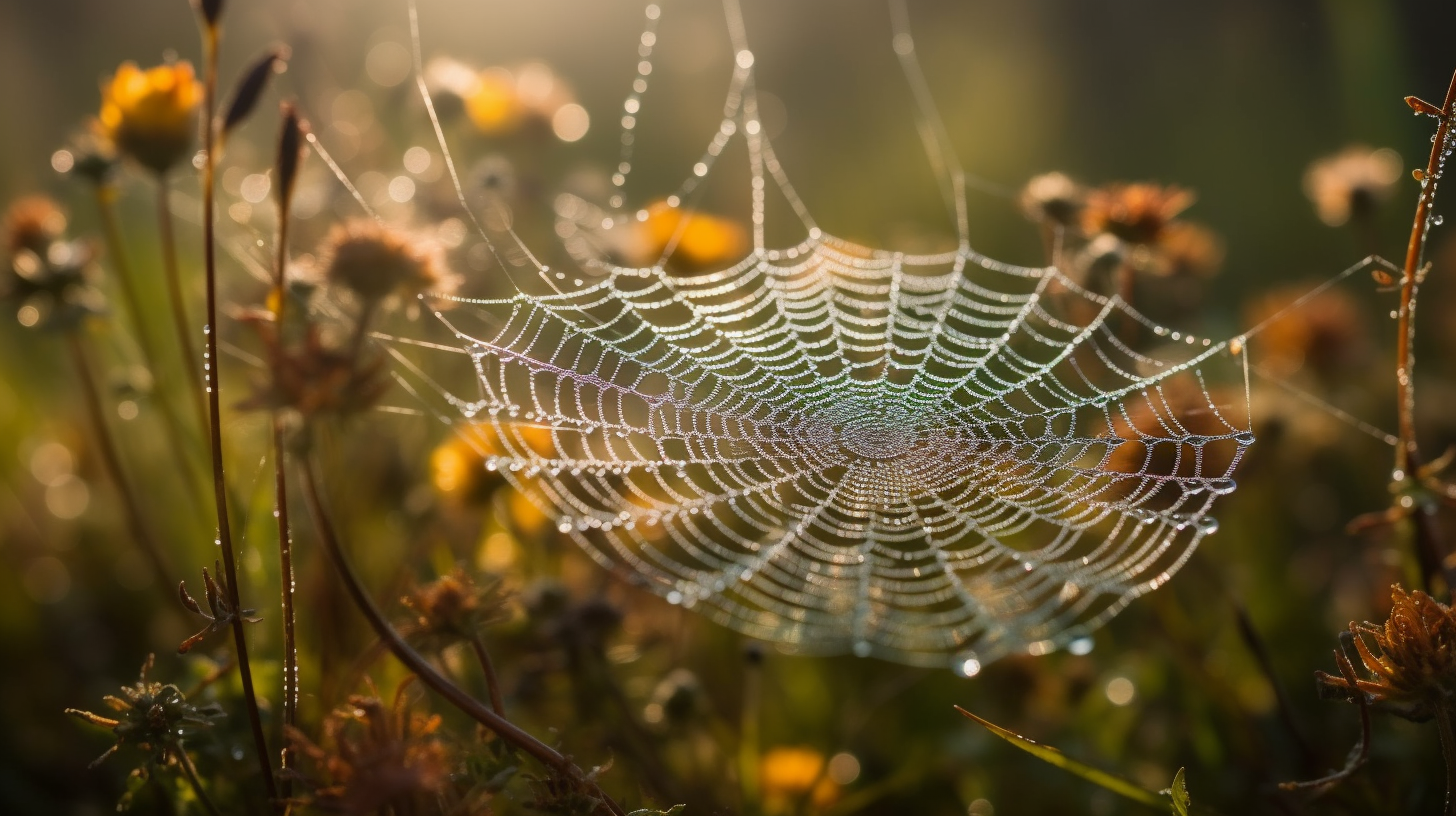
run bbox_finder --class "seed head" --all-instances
[1018,172,1086,229]
[320,220,456,306]
[1082,182,1195,246]
[65,655,225,769]
[400,566,513,649]
[96,61,203,174]
[3,196,67,256]
[1303,146,1402,227]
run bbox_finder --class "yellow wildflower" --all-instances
[634,200,749,271]
[760,746,839,814]
[97,61,202,174]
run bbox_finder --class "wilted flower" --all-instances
[1303,146,1402,227]
[65,654,225,769]
[1317,585,1456,721]
[1147,221,1224,278]
[1082,182,1195,246]
[1018,172,1086,229]
[2,197,104,331]
[96,61,203,174]
[760,746,839,814]
[3,196,67,255]
[177,561,262,654]
[320,219,457,307]
[288,684,451,814]
[400,566,513,649]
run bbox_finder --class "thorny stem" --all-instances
[1438,701,1456,816]
[155,173,209,435]
[67,331,175,593]
[467,635,505,717]
[1394,68,1456,596]
[176,745,224,816]
[198,21,278,807]
[93,186,209,513]
[298,455,627,816]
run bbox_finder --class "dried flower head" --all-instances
[1082,183,1195,246]
[65,655,225,769]
[1243,284,1368,380]
[401,566,513,648]
[321,219,456,306]
[237,313,389,418]
[1317,585,1456,721]
[177,561,262,654]
[1147,221,1225,278]
[3,198,103,332]
[1303,145,1403,227]
[96,61,203,174]
[3,196,67,256]
[289,684,451,814]
[1019,172,1086,229]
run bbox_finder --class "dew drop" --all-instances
[852,641,872,658]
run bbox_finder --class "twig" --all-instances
[197,17,278,806]
[67,330,175,593]
[1439,701,1456,816]
[1393,69,1456,595]
[298,454,627,816]
[271,123,299,802]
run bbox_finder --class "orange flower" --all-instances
[760,746,839,814]
[634,200,749,271]
[97,61,202,173]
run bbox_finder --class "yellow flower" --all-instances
[465,68,526,135]
[760,746,839,814]
[97,61,202,174]
[633,200,749,271]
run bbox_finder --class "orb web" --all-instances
[384,0,1254,669]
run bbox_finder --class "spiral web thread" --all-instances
[382,0,1255,671]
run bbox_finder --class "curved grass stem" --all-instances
[298,454,627,816]
[175,745,224,816]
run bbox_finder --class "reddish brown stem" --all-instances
[1393,69,1456,595]
[467,635,506,717]
[298,455,626,816]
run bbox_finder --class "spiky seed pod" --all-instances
[1317,585,1456,721]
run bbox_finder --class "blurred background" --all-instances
[2,0,1456,814]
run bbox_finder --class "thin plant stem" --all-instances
[298,454,627,816]
[271,176,299,799]
[93,185,210,513]
[1438,701,1456,816]
[466,635,505,717]
[175,746,224,816]
[67,329,175,593]
[155,173,209,435]
[197,20,279,807]
[1393,68,1456,595]
[739,650,763,816]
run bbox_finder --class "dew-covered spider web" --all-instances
[360,0,1260,670]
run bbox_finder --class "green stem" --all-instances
[175,746,224,816]
[93,185,210,514]
[198,20,279,808]
[67,330,175,593]
[298,454,627,816]
[155,172,210,436]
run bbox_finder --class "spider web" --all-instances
[380,0,1254,670]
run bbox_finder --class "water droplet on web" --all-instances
[954,652,982,678]
[1207,478,1236,495]
[1435,214,1445,226]
[852,641,872,658]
